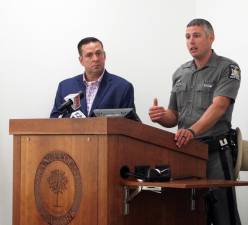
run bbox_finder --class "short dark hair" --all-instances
[77,37,104,55]
[187,18,214,35]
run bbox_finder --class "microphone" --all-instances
[120,166,145,179]
[120,165,171,182]
[70,110,86,118]
[58,91,84,113]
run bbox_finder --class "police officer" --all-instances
[149,18,241,225]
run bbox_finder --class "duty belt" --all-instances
[199,133,231,152]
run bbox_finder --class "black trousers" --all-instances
[206,145,241,225]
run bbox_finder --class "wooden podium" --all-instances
[9,118,248,225]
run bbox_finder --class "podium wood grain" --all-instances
[10,118,209,225]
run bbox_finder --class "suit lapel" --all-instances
[76,74,88,117]
[81,89,88,117]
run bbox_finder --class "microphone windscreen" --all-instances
[72,90,84,110]
[70,110,86,118]
[72,94,81,110]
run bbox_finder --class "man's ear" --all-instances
[79,56,84,66]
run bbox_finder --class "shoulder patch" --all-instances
[175,79,182,87]
[229,64,241,80]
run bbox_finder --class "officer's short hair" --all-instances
[187,18,214,36]
[77,37,104,56]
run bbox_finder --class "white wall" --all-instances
[0,1,195,224]
[1,0,247,224]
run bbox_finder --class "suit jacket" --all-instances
[50,70,135,118]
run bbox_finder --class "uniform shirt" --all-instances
[168,51,241,138]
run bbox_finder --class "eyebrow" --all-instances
[186,32,202,36]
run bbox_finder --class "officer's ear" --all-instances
[209,32,215,43]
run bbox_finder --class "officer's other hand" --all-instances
[175,128,194,148]
[149,98,166,122]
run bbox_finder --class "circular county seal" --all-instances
[34,151,82,225]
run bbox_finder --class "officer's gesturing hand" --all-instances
[149,98,178,128]
[148,98,166,123]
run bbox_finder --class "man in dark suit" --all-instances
[50,37,135,118]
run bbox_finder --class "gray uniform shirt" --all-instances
[168,51,241,138]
